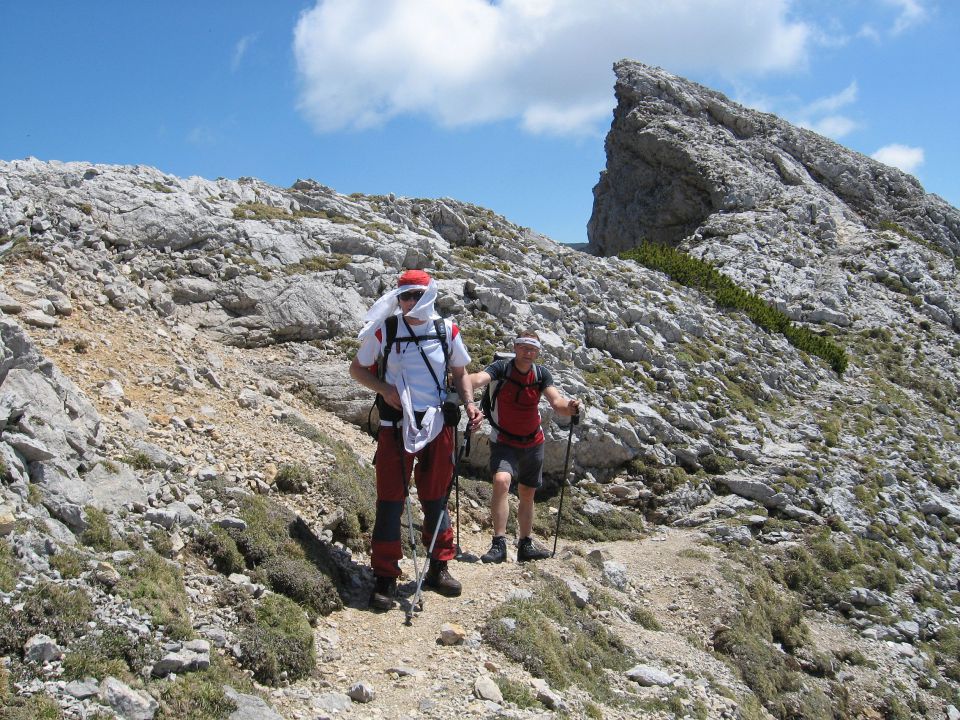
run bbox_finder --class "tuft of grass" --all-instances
[482,573,634,703]
[81,506,121,551]
[274,463,312,494]
[115,549,194,640]
[62,626,157,682]
[237,593,315,685]
[0,539,18,592]
[621,243,848,375]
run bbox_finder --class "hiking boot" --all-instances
[424,559,462,597]
[517,537,551,562]
[369,576,397,611]
[480,536,508,564]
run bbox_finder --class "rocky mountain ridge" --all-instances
[1,60,959,719]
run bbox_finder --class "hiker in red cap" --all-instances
[469,330,580,564]
[350,269,482,611]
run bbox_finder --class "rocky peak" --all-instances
[588,59,960,257]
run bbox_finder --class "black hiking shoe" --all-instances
[369,576,397,611]
[480,536,508,564]
[517,537,551,562]
[424,559,462,597]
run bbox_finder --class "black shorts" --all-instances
[489,442,544,489]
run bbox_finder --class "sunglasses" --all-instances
[398,290,425,302]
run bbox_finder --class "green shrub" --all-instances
[122,451,155,471]
[712,577,818,718]
[494,675,538,708]
[621,244,848,375]
[532,493,646,544]
[0,692,64,719]
[253,555,341,618]
[282,254,351,275]
[238,594,315,685]
[149,527,175,558]
[280,416,376,551]
[0,583,95,656]
[49,548,86,579]
[630,605,663,631]
[153,654,244,720]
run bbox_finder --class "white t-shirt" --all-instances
[356,316,470,412]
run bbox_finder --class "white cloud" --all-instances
[872,144,924,173]
[232,34,258,72]
[884,0,928,34]
[787,83,859,139]
[802,81,858,116]
[293,0,810,135]
[806,115,859,139]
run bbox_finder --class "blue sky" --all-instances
[1,1,957,245]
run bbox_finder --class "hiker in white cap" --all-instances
[468,330,580,564]
[350,269,482,611]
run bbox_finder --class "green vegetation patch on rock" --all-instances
[115,549,194,640]
[223,493,342,617]
[482,572,635,705]
[237,593,316,686]
[621,243,848,375]
[0,583,95,657]
[280,414,376,551]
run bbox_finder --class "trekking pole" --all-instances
[395,432,424,623]
[552,411,580,558]
[407,428,472,625]
[455,426,473,557]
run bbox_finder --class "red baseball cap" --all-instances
[398,269,432,287]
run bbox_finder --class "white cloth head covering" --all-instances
[357,280,439,342]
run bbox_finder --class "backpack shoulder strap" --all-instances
[434,319,450,373]
[378,315,400,379]
[534,364,547,392]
